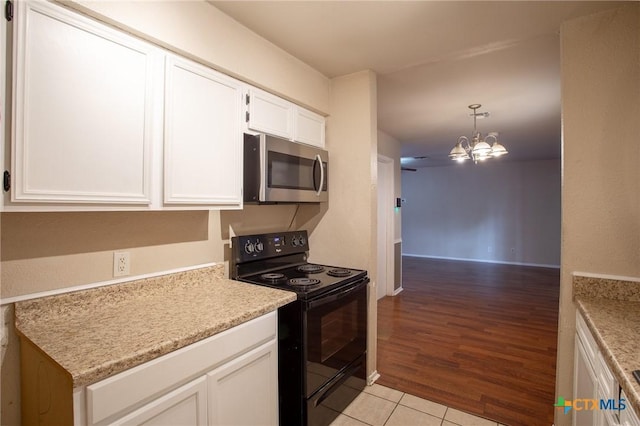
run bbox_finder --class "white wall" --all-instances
[556,5,640,426]
[402,159,561,267]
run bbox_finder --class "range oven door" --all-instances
[244,133,328,203]
[305,278,368,416]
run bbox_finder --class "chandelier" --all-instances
[448,104,508,163]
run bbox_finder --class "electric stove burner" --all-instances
[288,278,321,286]
[297,264,325,274]
[327,268,353,277]
[260,273,286,282]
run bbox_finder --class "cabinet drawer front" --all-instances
[86,312,276,424]
[110,376,207,426]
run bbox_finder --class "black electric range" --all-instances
[230,230,369,426]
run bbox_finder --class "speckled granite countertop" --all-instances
[15,264,296,388]
[573,275,640,417]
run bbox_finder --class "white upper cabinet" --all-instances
[11,0,162,205]
[247,88,294,140]
[295,107,326,148]
[164,56,242,207]
[247,88,326,148]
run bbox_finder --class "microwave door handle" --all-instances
[314,154,324,197]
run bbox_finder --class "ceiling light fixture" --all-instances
[449,104,508,163]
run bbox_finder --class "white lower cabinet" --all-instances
[573,333,598,426]
[21,312,278,425]
[621,390,640,426]
[573,311,640,426]
[207,340,278,425]
[109,376,208,426]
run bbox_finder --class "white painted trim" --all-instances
[0,262,218,305]
[394,238,402,244]
[392,287,404,296]
[572,271,640,283]
[377,155,395,299]
[402,253,560,269]
[367,370,380,386]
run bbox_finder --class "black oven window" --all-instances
[306,286,367,398]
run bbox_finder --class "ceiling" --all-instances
[210,1,628,167]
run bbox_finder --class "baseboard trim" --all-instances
[392,287,404,296]
[367,370,380,386]
[402,253,560,269]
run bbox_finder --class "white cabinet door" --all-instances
[164,56,242,206]
[295,107,325,148]
[109,376,207,426]
[207,340,278,426]
[573,335,598,426]
[621,390,640,426]
[11,0,161,205]
[247,88,294,139]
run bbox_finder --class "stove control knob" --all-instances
[244,241,255,254]
[291,236,299,247]
[255,240,264,253]
[299,235,307,246]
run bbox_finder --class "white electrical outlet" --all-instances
[113,251,130,277]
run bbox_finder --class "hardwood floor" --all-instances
[376,257,560,426]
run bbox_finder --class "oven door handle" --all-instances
[307,278,369,309]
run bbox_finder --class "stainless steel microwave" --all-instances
[243,133,328,203]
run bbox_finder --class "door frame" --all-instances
[377,155,395,299]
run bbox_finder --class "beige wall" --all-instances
[556,4,640,426]
[309,70,379,381]
[62,0,330,114]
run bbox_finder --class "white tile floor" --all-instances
[329,383,507,426]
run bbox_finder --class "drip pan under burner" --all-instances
[288,278,321,286]
[327,268,352,277]
[297,264,325,274]
[260,273,286,283]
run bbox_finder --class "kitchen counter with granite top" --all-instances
[573,275,640,417]
[15,264,296,388]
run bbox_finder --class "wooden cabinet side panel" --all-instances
[20,337,74,426]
